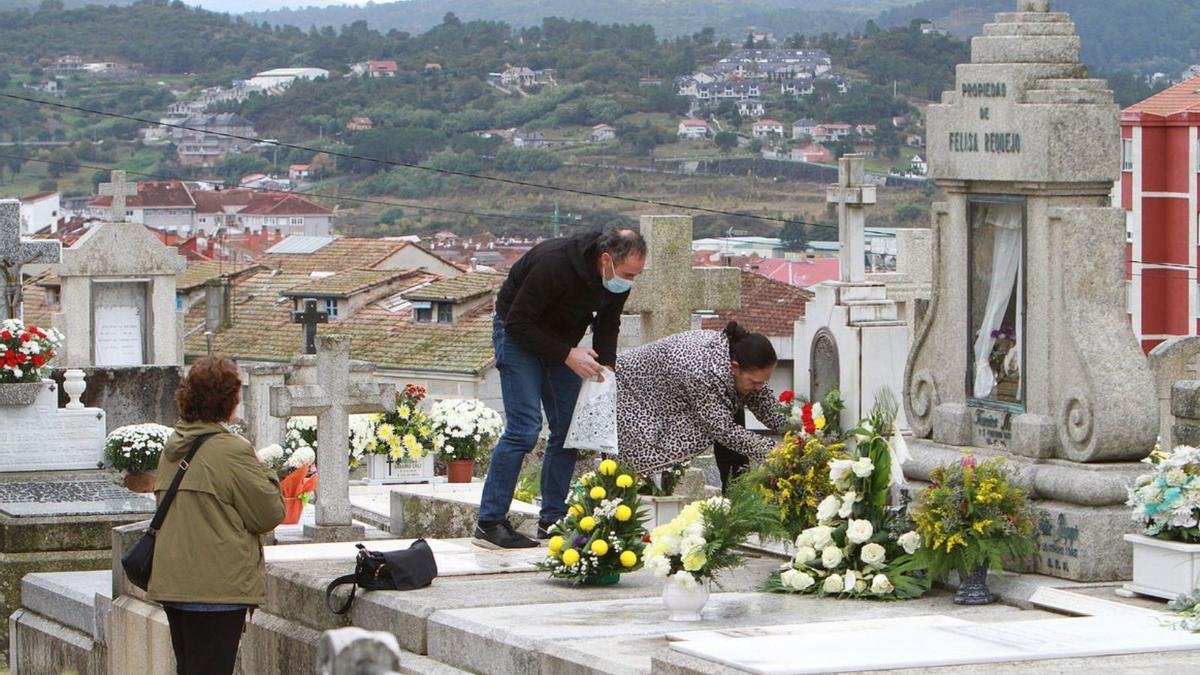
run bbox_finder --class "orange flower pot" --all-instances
[123,472,155,493]
[282,497,305,525]
[446,460,475,483]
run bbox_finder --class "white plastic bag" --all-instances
[565,368,618,455]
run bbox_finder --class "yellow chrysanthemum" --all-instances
[615,474,634,488]
[569,504,584,518]
[814,416,826,430]
[378,424,396,441]
[590,539,609,556]
[615,505,633,522]
[589,486,606,500]
[548,536,564,553]
[619,551,638,568]
[561,549,580,566]
[398,405,410,419]
[598,459,618,476]
[579,516,596,532]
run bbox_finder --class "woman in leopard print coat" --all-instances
[615,322,788,474]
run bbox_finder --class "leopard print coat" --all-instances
[615,330,788,475]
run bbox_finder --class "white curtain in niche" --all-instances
[972,205,1023,399]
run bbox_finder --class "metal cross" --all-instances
[98,170,137,223]
[0,200,62,320]
[292,299,328,355]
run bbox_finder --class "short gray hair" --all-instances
[597,228,647,263]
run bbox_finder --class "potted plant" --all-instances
[257,443,317,525]
[763,397,928,600]
[637,461,692,529]
[1124,445,1200,599]
[538,459,647,585]
[103,423,174,493]
[0,319,62,407]
[910,454,1037,604]
[429,398,503,483]
[644,480,782,621]
[363,385,440,484]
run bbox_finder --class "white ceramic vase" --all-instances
[662,575,710,622]
[1124,533,1200,600]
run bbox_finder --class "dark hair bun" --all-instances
[723,320,750,342]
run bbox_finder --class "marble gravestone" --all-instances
[270,334,391,542]
[0,372,107,472]
[55,216,186,369]
[794,155,910,429]
[624,214,741,343]
[902,0,1155,580]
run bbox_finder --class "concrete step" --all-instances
[20,570,111,641]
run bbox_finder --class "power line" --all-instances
[0,91,843,232]
[0,151,574,227]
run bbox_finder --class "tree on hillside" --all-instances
[781,220,811,252]
[743,32,755,49]
[714,131,738,154]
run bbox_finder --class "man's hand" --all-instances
[566,347,605,381]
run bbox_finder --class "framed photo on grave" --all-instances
[91,279,150,367]
[966,197,1025,411]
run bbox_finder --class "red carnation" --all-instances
[19,332,29,342]
[32,355,45,367]
[779,390,795,404]
[0,331,10,341]
[15,353,27,364]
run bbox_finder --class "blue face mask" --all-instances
[603,257,634,294]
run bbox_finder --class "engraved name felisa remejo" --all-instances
[949,81,1022,154]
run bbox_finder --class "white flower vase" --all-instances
[1124,533,1200,600]
[663,575,710,622]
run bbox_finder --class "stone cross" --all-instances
[98,170,137,223]
[624,215,741,343]
[825,154,876,283]
[270,335,391,541]
[293,299,329,355]
[1018,0,1050,12]
[0,199,62,320]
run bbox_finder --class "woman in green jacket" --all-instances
[148,356,285,675]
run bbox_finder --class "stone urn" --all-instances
[446,459,474,483]
[953,565,995,605]
[123,472,156,494]
[0,380,45,407]
[663,574,710,621]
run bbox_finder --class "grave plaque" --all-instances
[92,281,148,367]
[901,1,1155,581]
[0,382,105,472]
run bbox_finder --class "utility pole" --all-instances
[551,202,579,237]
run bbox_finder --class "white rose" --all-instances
[898,531,922,555]
[779,568,800,590]
[816,495,841,523]
[822,574,843,593]
[829,459,854,484]
[860,542,886,567]
[871,573,894,596]
[794,546,818,564]
[781,569,815,592]
[821,545,843,569]
[851,457,875,478]
[838,492,858,519]
[795,531,815,549]
[809,526,834,550]
[846,519,874,544]
[843,569,858,593]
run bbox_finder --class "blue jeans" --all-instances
[479,316,583,525]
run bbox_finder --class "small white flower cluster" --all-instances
[593,497,623,519]
[428,399,503,461]
[1128,445,1200,536]
[103,423,173,473]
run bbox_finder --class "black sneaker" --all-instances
[537,521,556,540]
[473,520,538,549]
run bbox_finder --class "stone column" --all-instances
[245,364,289,448]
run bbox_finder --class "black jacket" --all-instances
[496,232,629,367]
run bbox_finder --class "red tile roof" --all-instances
[1123,76,1200,117]
[368,60,399,72]
[680,119,708,127]
[19,191,57,202]
[89,180,195,208]
[700,270,813,337]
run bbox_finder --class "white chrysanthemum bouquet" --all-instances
[103,423,174,474]
[428,398,503,462]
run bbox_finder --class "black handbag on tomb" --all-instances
[121,433,216,592]
[324,540,438,614]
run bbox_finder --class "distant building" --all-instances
[751,119,784,139]
[289,164,311,181]
[247,68,329,90]
[590,124,617,142]
[791,143,834,163]
[677,119,709,140]
[346,116,374,131]
[738,99,766,118]
[172,113,257,167]
[909,154,928,176]
[792,118,819,139]
[18,191,61,235]
[366,60,399,77]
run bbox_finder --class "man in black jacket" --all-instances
[475,228,646,549]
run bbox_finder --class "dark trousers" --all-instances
[164,606,247,675]
[715,407,749,493]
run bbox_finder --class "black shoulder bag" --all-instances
[121,433,216,591]
[324,540,438,614]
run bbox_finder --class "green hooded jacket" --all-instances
[147,420,285,605]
